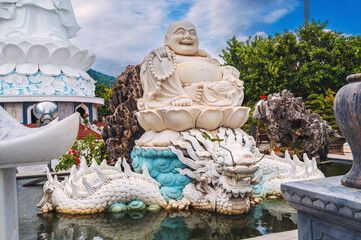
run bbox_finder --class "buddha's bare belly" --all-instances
[177,61,222,84]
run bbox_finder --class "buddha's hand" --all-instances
[219,66,243,88]
[150,46,173,62]
[220,66,240,79]
[183,83,204,103]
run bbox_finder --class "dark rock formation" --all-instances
[253,89,331,160]
[102,65,144,164]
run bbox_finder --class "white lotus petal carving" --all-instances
[196,109,224,130]
[237,108,250,127]
[60,65,80,78]
[80,54,96,71]
[39,64,61,76]
[51,47,71,65]
[78,69,92,80]
[67,45,80,55]
[69,50,88,67]
[136,107,250,132]
[0,63,15,75]
[27,45,50,64]
[16,63,38,75]
[2,44,26,63]
[44,43,58,53]
[164,109,194,131]
[18,41,32,52]
[222,107,250,129]
[0,40,96,97]
[0,42,95,80]
[142,111,167,132]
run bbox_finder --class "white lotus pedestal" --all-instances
[0,108,79,240]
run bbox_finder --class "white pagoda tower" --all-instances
[0,0,104,124]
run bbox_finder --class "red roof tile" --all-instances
[78,124,102,139]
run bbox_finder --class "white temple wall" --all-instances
[4,102,23,123]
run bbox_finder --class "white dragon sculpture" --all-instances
[165,127,324,214]
[38,127,324,215]
[37,158,167,214]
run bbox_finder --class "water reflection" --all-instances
[35,199,296,240]
[18,178,297,240]
[38,211,167,240]
[19,161,351,239]
[262,199,297,224]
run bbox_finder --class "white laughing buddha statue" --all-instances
[138,20,244,110]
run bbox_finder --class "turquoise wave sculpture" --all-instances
[251,170,266,198]
[0,72,95,96]
[131,147,193,201]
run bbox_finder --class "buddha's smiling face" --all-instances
[165,21,199,55]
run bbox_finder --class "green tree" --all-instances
[305,88,339,131]
[88,69,115,88]
[221,20,361,102]
[95,84,112,118]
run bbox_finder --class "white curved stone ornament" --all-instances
[0,106,79,167]
[0,105,79,240]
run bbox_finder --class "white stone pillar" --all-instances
[0,168,19,240]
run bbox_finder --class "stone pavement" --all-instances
[16,159,60,174]
[246,230,298,240]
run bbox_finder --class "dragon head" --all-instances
[171,128,263,214]
[217,143,261,197]
[37,172,56,213]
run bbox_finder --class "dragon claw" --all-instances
[166,198,191,211]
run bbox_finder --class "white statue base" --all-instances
[0,168,18,240]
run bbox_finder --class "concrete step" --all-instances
[245,230,298,240]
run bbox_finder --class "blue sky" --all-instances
[70,0,361,77]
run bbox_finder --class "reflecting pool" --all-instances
[18,161,351,240]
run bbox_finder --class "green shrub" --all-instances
[55,133,107,171]
[305,88,339,132]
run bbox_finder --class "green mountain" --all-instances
[87,69,116,88]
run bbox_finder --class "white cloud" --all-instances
[263,8,289,23]
[254,31,268,38]
[237,31,268,44]
[69,0,299,77]
[70,0,170,76]
[184,0,298,64]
